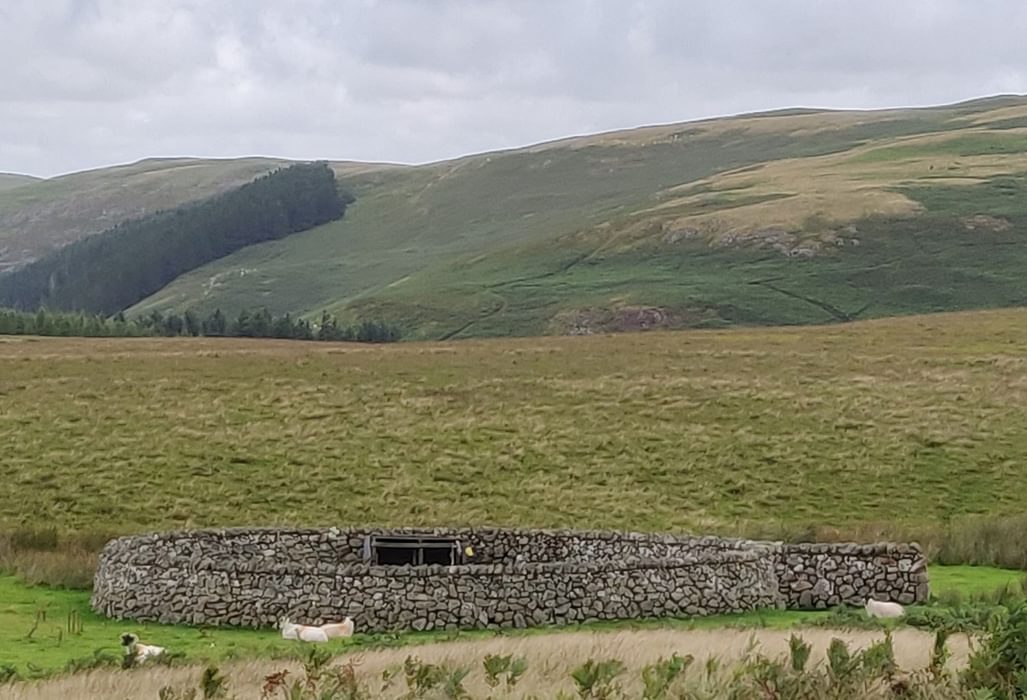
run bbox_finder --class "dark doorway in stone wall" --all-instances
[366,535,464,566]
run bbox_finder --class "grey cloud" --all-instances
[1,0,1025,177]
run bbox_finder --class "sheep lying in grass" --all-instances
[279,617,329,643]
[120,633,166,663]
[865,597,905,619]
[319,616,355,639]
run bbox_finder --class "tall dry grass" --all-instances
[0,528,113,589]
[0,627,972,700]
[932,514,1027,569]
[733,513,1027,570]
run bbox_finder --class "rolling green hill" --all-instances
[0,163,351,315]
[5,95,1027,337]
[0,158,282,274]
[0,157,394,276]
[130,95,1027,338]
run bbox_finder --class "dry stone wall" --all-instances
[94,527,761,568]
[776,543,929,609]
[91,527,928,632]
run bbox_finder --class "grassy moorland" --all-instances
[1,307,1027,536]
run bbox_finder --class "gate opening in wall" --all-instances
[365,534,465,566]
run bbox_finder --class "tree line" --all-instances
[0,307,401,343]
[0,162,352,315]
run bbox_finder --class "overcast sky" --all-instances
[2,0,1026,178]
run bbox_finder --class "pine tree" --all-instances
[184,310,201,337]
[317,310,338,341]
[250,308,273,337]
[204,309,227,336]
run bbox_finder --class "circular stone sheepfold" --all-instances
[91,527,928,631]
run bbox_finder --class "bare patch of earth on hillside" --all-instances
[550,305,721,335]
[963,214,1012,232]
[660,222,862,258]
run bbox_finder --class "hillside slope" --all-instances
[0,163,351,314]
[0,158,288,273]
[0,173,40,192]
[130,95,1027,338]
[3,95,1027,337]
[0,157,396,275]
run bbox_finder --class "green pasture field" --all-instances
[0,566,1020,678]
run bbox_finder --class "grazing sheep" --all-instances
[279,617,329,643]
[865,597,905,618]
[319,616,355,639]
[120,633,165,662]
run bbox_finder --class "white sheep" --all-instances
[319,616,355,639]
[120,633,166,662]
[864,597,905,618]
[279,617,329,643]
